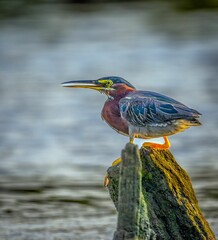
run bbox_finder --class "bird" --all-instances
[61,76,201,151]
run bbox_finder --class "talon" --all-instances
[112,157,122,166]
[142,136,171,150]
[104,157,122,187]
[104,174,110,187]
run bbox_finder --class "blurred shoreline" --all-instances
[0,0,218,19]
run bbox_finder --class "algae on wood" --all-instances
[112,143,155,240]
[107,144,215,240]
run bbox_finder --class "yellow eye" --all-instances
[98,79,113,88]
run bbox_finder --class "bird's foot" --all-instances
[104,157,122,187]
[104,174,109,187]
[142,136,170,150]
[111,157,122,166]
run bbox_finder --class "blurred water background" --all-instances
[0,1,218,239]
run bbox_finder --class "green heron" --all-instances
[61,76,201,150]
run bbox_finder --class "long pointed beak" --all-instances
[61,80,103,90]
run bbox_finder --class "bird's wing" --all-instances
[119,91,201,126]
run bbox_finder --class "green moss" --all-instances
[140,147,215,240]
[107,145,215,240]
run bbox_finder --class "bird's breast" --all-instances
[101,100,129,136]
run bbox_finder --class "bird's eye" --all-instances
[106,81,111,85]
[98,79,113,88]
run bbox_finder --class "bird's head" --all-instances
[61,76,135,99]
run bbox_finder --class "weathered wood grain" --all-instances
[107,144,215,240]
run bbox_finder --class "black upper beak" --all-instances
[61,80,103,90]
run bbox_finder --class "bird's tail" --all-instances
[189,118,202,126]
[179,118,202,127]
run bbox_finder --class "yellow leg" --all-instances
[104,157,122,187]
[129,133,135,144]
[142,136,171,150]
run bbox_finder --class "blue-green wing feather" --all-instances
[119,91,201,126]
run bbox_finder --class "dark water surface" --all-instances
[0,3,218,239]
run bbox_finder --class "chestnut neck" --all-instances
[107,84,135,101]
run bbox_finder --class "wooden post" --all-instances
[107,144,215,240]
